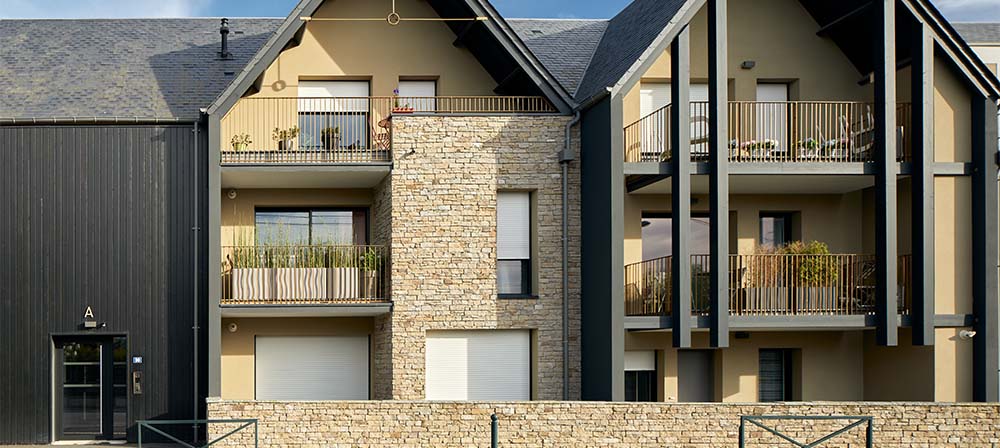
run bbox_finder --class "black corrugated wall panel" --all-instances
[0,125,208,444]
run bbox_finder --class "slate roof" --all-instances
[0,18,282,120]
[507,19,608,96]
[573,0,688,102]
[953,22,1000,44]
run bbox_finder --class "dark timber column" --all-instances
[971,96,999,402]
[671,26,693,348]
[708,0,730,348]
[911,21,935,346]
[873,0,898,347]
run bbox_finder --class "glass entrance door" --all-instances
[54,336,127,441]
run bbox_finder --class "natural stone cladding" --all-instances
[208,400,1000,447]
[376,115,582,400]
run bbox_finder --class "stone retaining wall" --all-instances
[207,400,1000,447]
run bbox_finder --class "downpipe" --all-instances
[192,121,202,442]
[560,111,581,400]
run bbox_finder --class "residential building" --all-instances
[0,0,998,445]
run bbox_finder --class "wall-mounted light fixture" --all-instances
[959,329,977,340]
[227,189,238,200]
[740,60,756,70]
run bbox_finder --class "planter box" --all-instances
[794,286,840,313]
[230,267,361,303]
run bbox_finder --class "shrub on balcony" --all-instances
[780,241,839,286]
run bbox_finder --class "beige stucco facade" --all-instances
[220,317,375,400]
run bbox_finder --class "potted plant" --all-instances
[360,247,384,299]
[743,245,791,314]
[272,126,299,152]
[230,133,252,152]
[328,246,361,300]
[782,241,840,313]
[391,88,414,113]
[320,126,340,150]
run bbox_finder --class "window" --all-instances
[397,79,437,111]
[625,351,656,402]
[760,212,796,248]
[641,213,711,260]
[298,81,371,150]
[497,192,532,296]
[255,208,367,246]
[759,349,796,402]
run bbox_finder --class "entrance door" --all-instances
[678,350,714,402]
[54,336,127,441]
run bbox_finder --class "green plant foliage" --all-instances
[780,240,839,286]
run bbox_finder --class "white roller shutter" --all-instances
[639,83,710,116]
[497,192,530,260]
[625,351,656,371]
[298,80,370,112]
[255,336,369,400]
[425,330,530,400]
[397,80,437,111]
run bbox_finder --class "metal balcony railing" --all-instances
[624,101,913,164]
[221,96,557,164]
[221,245,387,305]
[624,254,913,317]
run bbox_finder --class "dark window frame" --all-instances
[254,206,370,246]
[759,211,798,248]
[498,192,534,299]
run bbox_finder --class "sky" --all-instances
[3,0,999,21]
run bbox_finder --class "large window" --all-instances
[641,213,711,260]
[255,208,367,246]
[298,81,371,150]
[497,191,532,297]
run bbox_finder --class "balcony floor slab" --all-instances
[221,164,391,189]
[220,303,391,318]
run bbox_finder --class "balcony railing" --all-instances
[221,96,557,164]
[623,101,912,164]
[624,254,912,317]
[220,245,387,305]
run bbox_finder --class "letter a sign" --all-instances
[84,307,94,319]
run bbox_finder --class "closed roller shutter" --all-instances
[255,336,369,400]
[425,330,530,400]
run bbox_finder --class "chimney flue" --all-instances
[219,18,231,60]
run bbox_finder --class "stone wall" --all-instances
[383,115,582,400]
[208,400,1000,447]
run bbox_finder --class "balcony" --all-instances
[220,96,557,165]
[220,245,388,308]
[624,101,912,164]
[624,253,912,318]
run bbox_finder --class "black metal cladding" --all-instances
[0,125,208,444]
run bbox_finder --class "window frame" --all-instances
[254,206,370,247]
[759,211,797,248]
[497,191,535,299]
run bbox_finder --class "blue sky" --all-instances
[2,0,999,21]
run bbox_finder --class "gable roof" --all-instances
[208,0,575,117]
[953,22,1000,45]
[567,0,1000,107]
[0,18,281,121]
[574,0,689,102]
[507,19,607,96]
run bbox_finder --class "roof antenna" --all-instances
[219,18,232,60]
